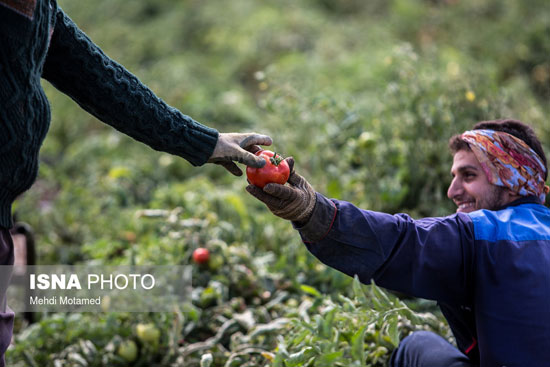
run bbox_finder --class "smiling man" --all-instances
[448,121,547,214]
[247,119,550,366]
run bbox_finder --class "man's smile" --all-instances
[455,200,476,213]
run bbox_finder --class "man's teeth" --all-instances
[459,202,475,209]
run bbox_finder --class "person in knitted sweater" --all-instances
[0,1,271,363]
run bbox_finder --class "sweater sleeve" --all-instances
[42,9,218,166]
[296,194,476,305]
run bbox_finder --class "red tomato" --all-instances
[193,248,210,264]
[246,150,290,189]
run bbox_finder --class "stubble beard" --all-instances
[477,185,510,211]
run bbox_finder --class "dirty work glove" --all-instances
[246,158,316,224]
[208,133,273,176]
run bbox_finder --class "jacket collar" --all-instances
[495,196,543,211]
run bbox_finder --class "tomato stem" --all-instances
[270,152,284,166]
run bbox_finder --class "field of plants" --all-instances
[7,0,549,365]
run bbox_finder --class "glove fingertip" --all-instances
[258,134,273,146]
[284,156,295,173]
[255,156,267,168]
[240,134,273,149]
[262,183,277,194]
[244,154,266,168]
[287,172,303,185]
[264,183,289,198]
[228,163,243,176]
[246,184,257,192]
[246,184,262,198]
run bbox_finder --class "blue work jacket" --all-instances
[296,194,550,367]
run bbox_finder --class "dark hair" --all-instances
[448,119,548,180]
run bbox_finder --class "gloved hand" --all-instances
[208,133,273,176]
[246,158,316,224]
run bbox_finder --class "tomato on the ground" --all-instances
[193,248,210,264]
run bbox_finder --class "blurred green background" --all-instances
[8,0,549,365]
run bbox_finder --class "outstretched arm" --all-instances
[247,160,476,305]
[43,9,271,173]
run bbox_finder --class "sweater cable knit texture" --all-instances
[0,0,219,228]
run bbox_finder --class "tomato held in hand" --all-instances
[246,150,290,189]
[193,248,210,264]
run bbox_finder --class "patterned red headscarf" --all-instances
[461,129,549,203]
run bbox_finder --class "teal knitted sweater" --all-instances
[0,0,220,228]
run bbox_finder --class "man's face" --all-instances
[447,149,510,213]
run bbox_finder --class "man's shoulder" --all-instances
[466,202,550,242]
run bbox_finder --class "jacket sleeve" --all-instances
[42,9,218,166]
[296,193,476,304]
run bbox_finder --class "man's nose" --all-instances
[447,177,462,199]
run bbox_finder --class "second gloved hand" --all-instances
[246,158,316,224]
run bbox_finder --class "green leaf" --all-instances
[370,282,393,310]
[22,351,40,367]
[352,275,369,305]
[300,284,322,298]
[400,307,422,325]
[291,329,311,346]
[386,314,400,348]
[318,350,344,365]
[350,325,368,367]
[285,347,315,367]
[337,295,357,312]
[273,353,285,367]
[321,308,336,339]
